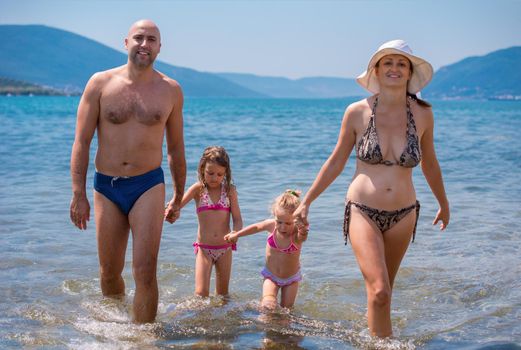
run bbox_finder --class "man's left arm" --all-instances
[164,82,187,223]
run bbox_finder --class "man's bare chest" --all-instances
[100,87,171,126]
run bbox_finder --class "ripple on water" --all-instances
[20,305,63,326]
[62,279,97,295]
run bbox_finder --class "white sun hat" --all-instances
[356,39,433,94]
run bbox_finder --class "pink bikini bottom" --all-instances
[193,242,237,263]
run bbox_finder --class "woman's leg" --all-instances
[349,206,392,337]
[214,248,233,296]
[383,210,417,289]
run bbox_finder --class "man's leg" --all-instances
[94,191,130,297]
[128,183,165,323]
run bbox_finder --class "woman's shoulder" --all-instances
[342,96,374,127]
[409,98,434,125]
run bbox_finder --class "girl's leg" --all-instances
[214,248,233,296]
[348,207,392,337]
[261,278,279,309]
[194,249,213,297]
[280,282,299,308]
[383,210,417,289]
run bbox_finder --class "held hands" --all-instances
[70,195,90,230]
[224,231,239,244]
[164,199,181,223]
[293,203,310,227]
[432,205,450,230]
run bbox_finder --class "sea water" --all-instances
[0,96,520,349]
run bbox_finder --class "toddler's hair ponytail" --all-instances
[271,189,301,214]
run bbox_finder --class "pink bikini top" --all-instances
[196,183,231,214]
[267,229,299,254]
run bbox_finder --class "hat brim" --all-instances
[356,48,433,94]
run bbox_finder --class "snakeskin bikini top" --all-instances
[356,96,421,168]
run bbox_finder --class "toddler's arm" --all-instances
[296,221,309,243]
[224,219,273,243]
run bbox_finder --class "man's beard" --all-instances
[130,50,155,69]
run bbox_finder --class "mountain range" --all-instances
[1,25,520,99]
[423,46,521,99]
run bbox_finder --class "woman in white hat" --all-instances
[295,39,450,337]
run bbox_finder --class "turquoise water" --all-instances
[0,96,520,349]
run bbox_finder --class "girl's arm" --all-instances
[165,183,199,223]
[229,185,243,232]
[294,103,358,226]
[419,108,450,230]
[295,223,309,244]
[180,183,200,209]
[224,219,274,244]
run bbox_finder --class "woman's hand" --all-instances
[432,204,450,230]
[294,203,310,227]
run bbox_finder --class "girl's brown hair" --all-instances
[198,146,233,194]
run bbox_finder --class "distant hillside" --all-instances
[0,77,69,95]
[424,46,521,99]
[0,25,264,97]
[217,73,366,98]
[1,25,519,99]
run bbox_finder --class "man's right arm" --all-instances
[164,81,187,223]
[70,73,103,230]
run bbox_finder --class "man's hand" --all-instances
[70,195,90,230]
[164,200,181,223]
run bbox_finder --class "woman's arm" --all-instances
[294,103,359,226]
[420,109,450,230]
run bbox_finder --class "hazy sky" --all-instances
[1,0,520,79]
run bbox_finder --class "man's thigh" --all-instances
[94,191,130,270]
[128,183,165,265]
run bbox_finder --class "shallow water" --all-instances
[0,96,520,349]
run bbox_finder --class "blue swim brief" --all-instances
[94,167,164,215]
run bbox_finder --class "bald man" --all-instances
[70,20,186,323]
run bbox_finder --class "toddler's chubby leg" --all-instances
[261,278,279,309]
[280,282,299,308]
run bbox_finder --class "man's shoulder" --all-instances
[155,70,182,92]
[88,66,125,87]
